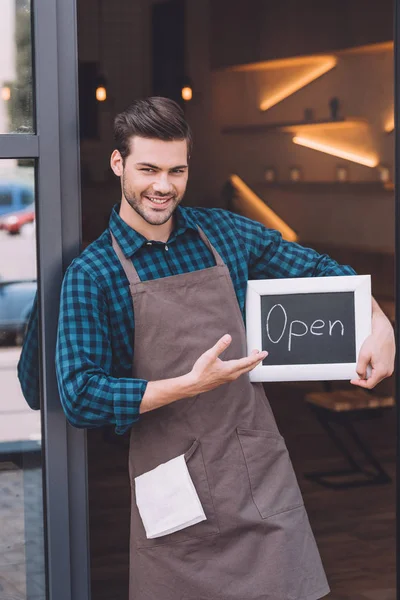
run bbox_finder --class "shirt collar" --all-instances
[109,203,198,258]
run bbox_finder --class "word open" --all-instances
[266,303,345,351]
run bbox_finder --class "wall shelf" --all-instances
[221,118,352,135]
[254,181,393,194]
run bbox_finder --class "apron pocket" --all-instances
[237,428,304,519]
[134,439,220,548]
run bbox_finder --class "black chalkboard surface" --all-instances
[260,292,356,366]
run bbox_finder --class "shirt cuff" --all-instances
[113,377,148,435]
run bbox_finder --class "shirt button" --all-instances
[165,245,169,251]
[146,242,152,246]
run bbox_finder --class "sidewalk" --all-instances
[0,346,45,599]
[0,347,41,446]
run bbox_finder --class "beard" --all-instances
[122,172,183,226]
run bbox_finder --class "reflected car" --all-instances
[0,279,36,345]
[0,182,34,217]
[0,207,35,235]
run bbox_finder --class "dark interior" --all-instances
[79,1,396,598]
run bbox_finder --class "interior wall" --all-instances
[78,0,152,180]
[78,0,159,240]
[185,0,395,252]
[77,0,395,254]
[210,0,394,68]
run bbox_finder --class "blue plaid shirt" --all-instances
[20,204,356,433]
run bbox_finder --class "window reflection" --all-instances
[0,0,33,134]
[0,159,44,599]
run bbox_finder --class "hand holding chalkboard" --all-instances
[246,276,371,382]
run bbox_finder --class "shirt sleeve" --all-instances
[55,262,147,434]
[230,213,357,279]
[17,292,40,410]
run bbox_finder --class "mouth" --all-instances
[144,195,174,209]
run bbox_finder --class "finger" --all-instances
[208,334,232,359]
[227,350,268,372]
[350,369,382,389]
[237,356,266,376]
[356,351,370,379]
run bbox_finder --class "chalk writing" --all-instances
[266,304,345,352]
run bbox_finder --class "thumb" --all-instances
[209,334,232,359]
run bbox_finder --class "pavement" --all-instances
[0,346,41,446]
[0,228,45,599]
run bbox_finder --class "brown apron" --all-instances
[111,227,330,600]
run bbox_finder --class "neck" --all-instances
[119,197,174,242]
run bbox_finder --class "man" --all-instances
[56,97,395,600]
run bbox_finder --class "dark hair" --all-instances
[113,97,193,163]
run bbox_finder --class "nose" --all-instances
[153,173,173,196]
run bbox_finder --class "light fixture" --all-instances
[226,54,336,112]
[96,0,107,103]
[182,86,193,102]
[181,77,193,102]
[338,41,393,56]
[229,175,298,242]
[95,75,107,102]
[253,56,337,111]
[384,115,394,133]
[260,58,336,111]
[283,118,369,134]
[1,86,11,101]
[292,136,379,168]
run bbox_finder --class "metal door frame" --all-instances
[0,0,90,598]
[395,1,400,598]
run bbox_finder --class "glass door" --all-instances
[0,0,90,598]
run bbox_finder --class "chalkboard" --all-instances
[246,275,371,382]
[260,292,356,365]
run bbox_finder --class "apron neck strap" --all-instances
[110,225,226,286]
[110,232,142,285]
[196,226,225,267]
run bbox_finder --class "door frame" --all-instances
[0,0,90,598]
[395,1,400,598]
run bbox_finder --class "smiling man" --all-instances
[55,97,395,600]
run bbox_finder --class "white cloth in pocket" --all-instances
[134,453,207,539]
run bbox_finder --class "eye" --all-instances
[172,169,185,174]
[140,168,155,173]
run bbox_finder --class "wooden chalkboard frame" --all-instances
[246,275,371,382]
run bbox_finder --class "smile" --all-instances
[145,196,173,205]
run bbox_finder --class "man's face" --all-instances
[112,136,189,227]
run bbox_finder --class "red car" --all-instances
[0,207,35,235]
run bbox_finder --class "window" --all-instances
[21,188,34,206]
[0,190,12,206]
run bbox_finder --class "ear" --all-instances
[110,149,124,177]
